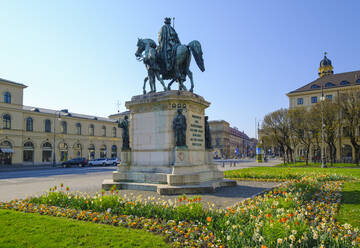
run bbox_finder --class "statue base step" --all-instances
[102,179,237,195]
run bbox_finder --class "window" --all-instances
[102,126,106,137]
[45,119,51,132]
[76,123,81,135]
[4,92,11,104]
[297,98,303,105]
[100,145,107,158]
[112,127,117,137]
[23,141,34,162]
[357,78,360,84]
[311,84,320,89]
[111,145,117,158]
[340,80,350,86]
[88,144,95,160]
[326,95,332,100]
[215,138,220,146]
[89,124,94,136]
[311,96,318,103]
[61,121,67,134]
[3,114,11,129]
[325,82,335,88]
[26,117,33,131]
[42,142,52,162]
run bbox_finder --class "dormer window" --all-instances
[340,80,350,86]
[325,82,335,88]
[311,84,320,89]
[4,92,11,104]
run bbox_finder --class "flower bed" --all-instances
[1,176,359,247]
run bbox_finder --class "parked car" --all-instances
[62,157,87,168]
[107,157,120,166]
[88,158,112,167]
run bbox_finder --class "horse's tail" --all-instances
[188,40,205,72]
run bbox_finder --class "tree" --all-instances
[261,109,292,164]
[289,107,317,165]
[338,90,360,165]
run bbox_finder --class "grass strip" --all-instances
[337,181,360,228]
[224,166,360,181]
[0,209,169,248]
[275,162,360,168]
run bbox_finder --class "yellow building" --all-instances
[209,120,230,159]
[0,78,123,165]
[287,54,360,162]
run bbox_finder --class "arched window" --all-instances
[0,140,13,164]
[325,82,335,88]
[23,141,34,162]
[74,143,82,157]
[76,123,81,135]
[340,80,350,86]
[26,117,33,131]
[89,124,94,136]
[88,144,95,160]
[45,119,51,132]
[61,121,67,134]
[59,142,68,161]
[4,92,11,104]
[100,145,107,158]
[311,84,320,89]
[42,142,52,162]
[112,127,117,137]
[111,145,117,158]
[102,126,106,136]
[356,78,360,84]
[3,114,11,129]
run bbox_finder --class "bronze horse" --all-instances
[135,38,205,93]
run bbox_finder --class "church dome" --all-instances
[320,55,332,67]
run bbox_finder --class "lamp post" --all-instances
[320,86,327,168]
[53,111,61,167]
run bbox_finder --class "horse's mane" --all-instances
[142,38,157,48]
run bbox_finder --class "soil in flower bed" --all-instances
[0,209,169,248]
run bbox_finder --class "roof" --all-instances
[0,78,27,88]
[22,106,117,123]
[229,127,250,140]
[288,70,360,95]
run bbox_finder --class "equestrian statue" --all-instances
[135,18,205,94]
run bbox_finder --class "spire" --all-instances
[318,52,334,78]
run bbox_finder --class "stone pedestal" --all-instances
[103,90,236,194]
[119,150,131,166]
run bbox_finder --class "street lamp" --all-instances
[53,111,61,167]
[320,86,327,168]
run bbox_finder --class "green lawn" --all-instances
[337,181,360,228]
[0,209,169,248]
[224,166,360,181]
[276,162,360,168]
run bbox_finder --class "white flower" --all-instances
[277,238,283,244]
[227,235,231,241]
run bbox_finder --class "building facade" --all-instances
[0,78,123,165]
[209,120,256,159]
[287,54,360,162]
[209,120,230,159]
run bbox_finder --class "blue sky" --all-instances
[0,1,359,138]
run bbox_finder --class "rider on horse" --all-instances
[157,18,181,77]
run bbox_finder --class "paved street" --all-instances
[0,160,280,207]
